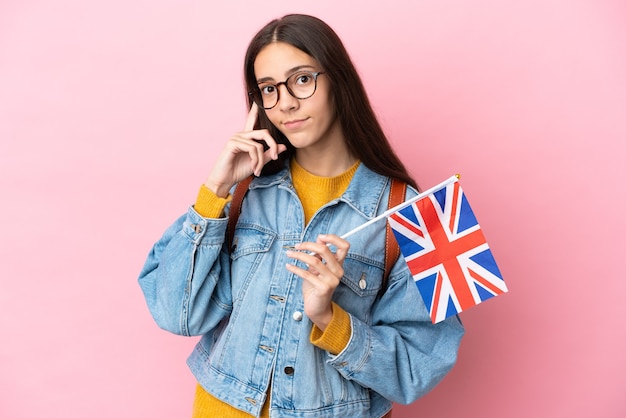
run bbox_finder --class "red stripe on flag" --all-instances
[431,272,443,323]
[389,213,424,238]
[468,268,505,296]
[449,182,460,233]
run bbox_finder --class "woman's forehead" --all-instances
[254,42,319,80]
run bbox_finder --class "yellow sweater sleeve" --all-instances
[194,184,232,218]
[309,302,352,355]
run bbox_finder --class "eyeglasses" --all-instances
[249,71,325,110]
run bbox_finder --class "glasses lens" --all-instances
[287,71,317,99]
[255,83,277,109]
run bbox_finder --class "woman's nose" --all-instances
[276,84,298,110]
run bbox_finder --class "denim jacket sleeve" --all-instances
[327,260,465,405]
[138,206,233,336]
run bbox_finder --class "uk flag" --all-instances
[387,179,507,323]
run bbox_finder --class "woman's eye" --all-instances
[295,74,312,85]
[260,85,276,95]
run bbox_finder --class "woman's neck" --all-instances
[294,146,356,177]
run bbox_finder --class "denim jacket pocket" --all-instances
[334,255,383,323]
[229,223,276,300]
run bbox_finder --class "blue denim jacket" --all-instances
[139,163,464,418]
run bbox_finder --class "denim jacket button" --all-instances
[292,311,303,321]
[284,366,295,375]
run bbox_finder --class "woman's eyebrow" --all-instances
[256,65,316,83]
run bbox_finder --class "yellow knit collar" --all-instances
[290,158,360,186]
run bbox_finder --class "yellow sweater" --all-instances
[191,159,359,418]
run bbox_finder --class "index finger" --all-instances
[244,102,259,131]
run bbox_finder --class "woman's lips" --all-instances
[282,118,308,130]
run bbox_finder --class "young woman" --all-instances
[139,14,464,418]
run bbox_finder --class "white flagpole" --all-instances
[339,174,460,240]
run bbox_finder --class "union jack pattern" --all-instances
[388,180,507,323]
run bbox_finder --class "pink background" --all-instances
[1,0,625,417]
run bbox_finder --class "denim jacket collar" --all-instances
[249,160,388,220]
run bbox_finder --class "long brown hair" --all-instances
[244,14,418,190]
